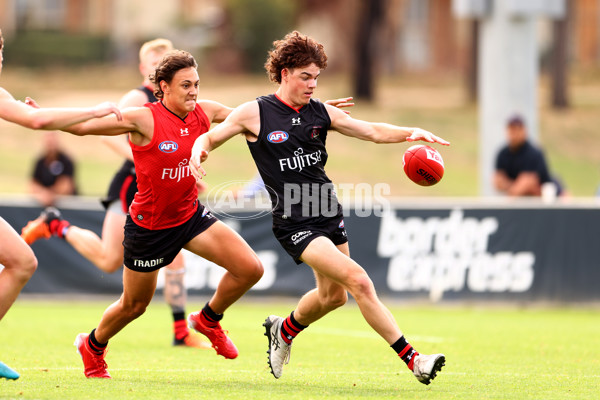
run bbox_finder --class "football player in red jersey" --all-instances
[21,38,211,350]
[52,50,261,378]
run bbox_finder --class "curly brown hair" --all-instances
[150,50,198,99]
[264,31,328,84]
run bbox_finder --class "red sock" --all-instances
[174,319,189,341]
[280,312,307,344]
[400,346,419,371]
[49,219,70,239]
[392,336,419,371]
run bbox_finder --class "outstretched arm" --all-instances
[190,100,259,180]
[324,97,354,114]
[100,88,149,161]
[0,88,121,130]
[326,104,450,145]
[62,107,149,138]
[197,99,234,124]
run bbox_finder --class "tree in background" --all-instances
[353,0,385,100]
[550,0,570,109]
[225,0,296,73]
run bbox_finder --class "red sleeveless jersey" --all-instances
[129,101,210,229]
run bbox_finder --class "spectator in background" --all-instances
[494,115,565,198]
[29,130,77,206]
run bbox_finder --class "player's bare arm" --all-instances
[197,100,234,124]
[326,104,450,145]
[0,88,122,130]
[62,107,151,144]
[100,88,150,161]
[323,97,354,114]
[190,100,259,180]
[494,170,512,192]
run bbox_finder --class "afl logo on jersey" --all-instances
[159,141,178,153]
[267,131,289,143]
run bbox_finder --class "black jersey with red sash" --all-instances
[247,94,339,222]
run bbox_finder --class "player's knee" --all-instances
[129,304,148,319]
[16,256,38,284]
[23,253,38,278]
[102,258,123,274]
[347,272,376,300]
[242,255,264,284]
[324,290,348,310]
[11,250,38,283]
[122,300,149,319]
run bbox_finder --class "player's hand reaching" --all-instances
[406,128,450,146]
[24,97,41,109]
[92,101,123,121]
[25,97,123,122]
[190,148,209,181]
[324,97,354,114]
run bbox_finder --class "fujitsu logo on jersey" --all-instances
[278,147,322,172]
[159,141,178,153]
[161,158,192,182]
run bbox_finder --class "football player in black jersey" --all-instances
[190,31,449,385]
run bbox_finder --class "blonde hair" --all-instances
[139,38,173,62]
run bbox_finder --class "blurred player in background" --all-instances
[190,31,449,385]
[0,28,121,380]
[21,38,210,349]
[28,130,78,207]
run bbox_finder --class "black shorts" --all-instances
[100,160,137,213]
[123,203,218,272]
[272,207,348,265]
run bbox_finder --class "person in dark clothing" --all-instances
[494,115,564,197]
[29,130,77,206]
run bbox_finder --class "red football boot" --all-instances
[74,333,111,378]
[188,312,238,359]
[21,207,63,245]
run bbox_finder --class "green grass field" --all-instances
[1,298,598,399]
